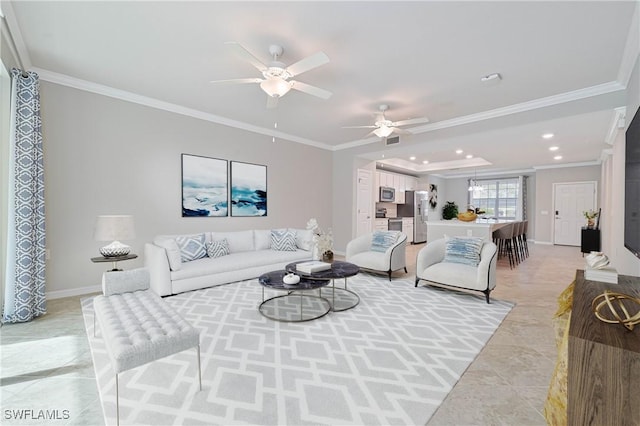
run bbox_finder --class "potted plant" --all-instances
[583,209,599,229]
[442,201,459,220]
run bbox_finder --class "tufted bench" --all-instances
[93,268,201,425]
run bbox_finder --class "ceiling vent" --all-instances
[385,136,400,146]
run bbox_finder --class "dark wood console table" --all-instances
[580,228,600,254]
[567,270,640,425]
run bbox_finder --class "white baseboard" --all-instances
[534,240,553,245]
[47,285,101,300]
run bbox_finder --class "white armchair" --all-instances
[346,231,408,281]
[415,238,498,303]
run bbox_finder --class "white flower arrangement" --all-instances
[306,218,333,258]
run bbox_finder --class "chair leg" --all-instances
[483,289,491,304]
[415,278,420,287]
[388,270,392,281]
[404,267,408,273]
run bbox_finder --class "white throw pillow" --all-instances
[292,228,314,251]
[443,236,484,266]
[211,230,254,253]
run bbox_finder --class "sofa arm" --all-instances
[416,238,446,278]
[144,243,172,296]
[346,234,372,260]
[476,242,498,290]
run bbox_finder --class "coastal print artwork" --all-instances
[231,161,267,217]
[181,154,228,217]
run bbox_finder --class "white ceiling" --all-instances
[5,1,639,177]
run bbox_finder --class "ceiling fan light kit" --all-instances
[260,77,292,98]
[344,104,429,138]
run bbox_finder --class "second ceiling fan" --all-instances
[344,104,430,138]
[210,42,332,109]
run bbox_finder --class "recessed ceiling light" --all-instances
[466,154,473,159]
[554,155,563,160]
[381,154,385,158]
[542,133,554,139]
[422,160,429,164]
[549,146,559,151]
[409,156,416,160]
[456,149,463,154]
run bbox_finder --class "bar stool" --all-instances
[493,223,516,269]
[511,221,524,264]
[521,220,529,258]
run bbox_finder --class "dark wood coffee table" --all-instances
[286,261,360,312]
[258,270,331,322]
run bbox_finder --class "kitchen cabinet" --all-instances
[402,218,413,243]
[396,175,406,204]
[375,219,388,231]
[405,177,418,191]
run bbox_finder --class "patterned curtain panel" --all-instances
[3,69,46,323]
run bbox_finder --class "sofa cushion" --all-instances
[254,229,271,250]
[175,234,207,262]
[154,237,182,271]
[170,249,309,281]
[371,231,401,252]
[293,228,313,251]
[207,239,230,259]
[443,236,484,266]
[271,229,297,251]
[211,230,254,253]
[420,262,485,291]
[348,251,389,272]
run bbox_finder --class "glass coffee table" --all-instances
[258,270,331,322]
[286,260,360,312]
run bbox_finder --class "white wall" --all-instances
[40,82,333,296]
[533,165,601,244]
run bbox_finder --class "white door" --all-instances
[356,169,372,237]
[554,182,596,246]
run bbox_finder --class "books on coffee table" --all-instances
[296,261,332,274]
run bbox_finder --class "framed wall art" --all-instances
[429,184,438,209]
[181,154,228,217]
[230,161,267,217]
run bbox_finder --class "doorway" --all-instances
[356,169,372,237]
[553,181,597,246]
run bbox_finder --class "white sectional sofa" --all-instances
[144,229,313,296]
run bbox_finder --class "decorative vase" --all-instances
[587,218,595,229]
[322,250,334,263]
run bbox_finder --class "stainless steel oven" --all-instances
[388,218,403,232]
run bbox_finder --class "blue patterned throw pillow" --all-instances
[206,239,230,259]
[175,234,207,262]
[370,231,400,252]
[271,229,297,251]
[443,236,484,266]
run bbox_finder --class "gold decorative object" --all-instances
[457,211,477,222]
[591,290,640,331]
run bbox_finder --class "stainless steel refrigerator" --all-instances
[397,190,429,243]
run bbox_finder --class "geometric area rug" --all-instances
[82,274,513,425]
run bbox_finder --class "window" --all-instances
[469,178,521,220]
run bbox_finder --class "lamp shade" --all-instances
[260,77,292,98]
[373,125,394,138]
[94,215,135,241]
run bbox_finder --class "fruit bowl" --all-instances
[457,212,478,222]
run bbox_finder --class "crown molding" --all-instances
[605,106,627,145]
[532,160,601,171]
[334,81,626,151]
[33,68,333,151]
[1,0,31,70]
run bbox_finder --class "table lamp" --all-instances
[94,215,136,257]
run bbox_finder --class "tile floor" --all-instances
[0,242,585,425]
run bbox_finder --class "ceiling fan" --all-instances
[210,42,332,108]
[343,104,430,138]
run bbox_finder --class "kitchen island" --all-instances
[427,219,512,242]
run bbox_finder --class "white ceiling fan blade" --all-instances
[266,95,279,109]
[391,127,412,135]
[209,78,262,84]
[342,125,377,129]
[392,117,430,126]
[225,42,268,72]
[286,52,330,77]
[290,81,332,99]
